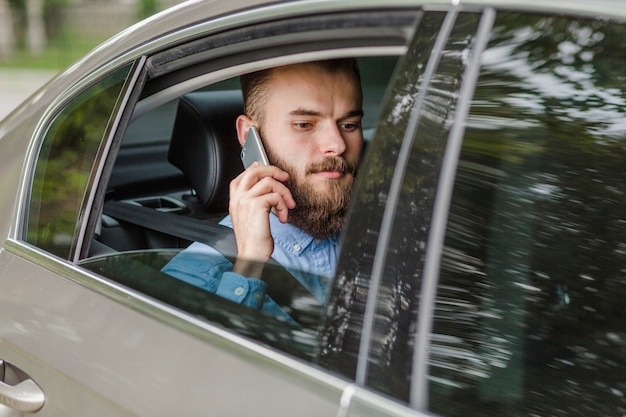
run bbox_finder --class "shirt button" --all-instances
[253,292,262,301]
[293,244,301,252]
[234,287,244,296]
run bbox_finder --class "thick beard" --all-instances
[268,152,357,240]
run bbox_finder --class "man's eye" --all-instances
[294,122,313,129]
[340,122,361,132]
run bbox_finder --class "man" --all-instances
[162,59,364,323]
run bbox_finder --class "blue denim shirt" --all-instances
[161,213,337,323]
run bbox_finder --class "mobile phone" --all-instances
[241,126,270,168]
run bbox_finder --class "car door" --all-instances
[321,4,626,417]
[0,3,435,417]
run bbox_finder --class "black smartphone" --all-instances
[240,126,270,168]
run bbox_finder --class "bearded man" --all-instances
[162,59,363,323]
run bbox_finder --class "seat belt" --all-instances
[103,200,238,256]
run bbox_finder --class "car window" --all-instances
[429,12,626,417]
[26,65,133,259]
[86,53,403,360]
[81,9,417,368]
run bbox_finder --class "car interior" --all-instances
[93,88,244,256]
[90,55,401,259]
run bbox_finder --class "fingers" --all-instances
[228,163,295,262]
[232,163,289,191]
[230,163,296,220]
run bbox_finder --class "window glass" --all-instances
[430,12,626,417]
[367,12,482,402]
[26,65,132,258]
[80,250,323,359]
[321,11,446,385]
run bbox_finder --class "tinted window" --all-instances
[26,65,131,258]
[430,12,626,417]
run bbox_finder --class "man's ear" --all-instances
[236,115,254,147]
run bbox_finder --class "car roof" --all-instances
[60,0,626,82]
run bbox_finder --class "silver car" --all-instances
[1,0,624,416]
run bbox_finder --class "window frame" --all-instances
[78,3,422,381]
[18,60,145,262]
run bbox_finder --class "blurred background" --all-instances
[0,0,185,118]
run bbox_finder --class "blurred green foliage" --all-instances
[1,0,170,69]
[7,0,69,46]
[138,0,158,19]
[27,64,131,256]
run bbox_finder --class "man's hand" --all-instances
[229,162,296,275]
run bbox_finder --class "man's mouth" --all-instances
[314,170,344,179]
[306,157,356,178]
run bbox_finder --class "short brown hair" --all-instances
[240,58,362,125]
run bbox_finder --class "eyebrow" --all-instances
[289,108,364,119]
[289,108,322,117]
[344,109,365,119]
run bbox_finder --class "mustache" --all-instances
[305,157,357,176]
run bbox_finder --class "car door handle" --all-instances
[0,360,45,413]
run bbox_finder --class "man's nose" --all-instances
[319,123,347,155]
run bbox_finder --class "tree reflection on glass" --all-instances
[27,66,130,259]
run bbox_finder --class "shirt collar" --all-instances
[268,213,337,256]
[220,213,337,257]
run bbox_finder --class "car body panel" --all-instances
[0,242,350,416]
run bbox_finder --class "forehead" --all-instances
[261,64,363,119]
[264,64,362,108]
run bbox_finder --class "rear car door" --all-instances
[0,3,428,417]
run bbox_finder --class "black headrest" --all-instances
[168,90,244,211]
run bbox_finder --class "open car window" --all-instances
[76,4,416,365]
[81,53,402,360]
